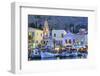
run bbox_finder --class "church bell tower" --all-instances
[43,19,49,39]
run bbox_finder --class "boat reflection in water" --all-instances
[28,45,88,60]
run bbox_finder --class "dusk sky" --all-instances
[28,15,88,30]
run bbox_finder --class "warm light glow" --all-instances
[55,47,59,51]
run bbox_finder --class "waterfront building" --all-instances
[28,27,43,49]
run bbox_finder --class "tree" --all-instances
[34,16,41,28]
[39,24,43,30]
[29,23,35,28]
[74,24,80,33]
[69,24,74,33]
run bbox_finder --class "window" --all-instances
[50,32,52,36]
[41,33,42,37]
[32,32,34,36]
[61,33,64,38]
[54,33,56,37]
[36,40,38,43]
[44,41,45,44]
[41,41,42,43]
[28,32,32,40]
[65,39,67,43]
[73,39,75,43]
[69,39,71,44]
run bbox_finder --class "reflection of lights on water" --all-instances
[55,48,59,51]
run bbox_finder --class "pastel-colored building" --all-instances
[52,30,67,50]
[52,30,67,40]
[62,31,75,47]
[62,30,87,48]
[28,27,43,49]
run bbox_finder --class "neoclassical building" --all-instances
[28,27,43,49]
